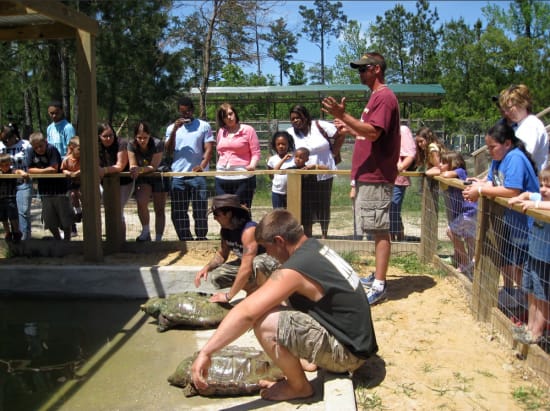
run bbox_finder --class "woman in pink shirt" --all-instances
[215,103,261,208]
[390,124,416,241]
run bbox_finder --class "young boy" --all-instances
[293,147,328,171]
[0,153,26,242]
[508,164,550,344]
[26,132,73,241]
[61,136,82,223]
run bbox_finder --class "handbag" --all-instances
[316,120,344,165]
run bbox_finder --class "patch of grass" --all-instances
[452,372,473,392]
[512,386,550,410]
[421,363,435,373]
[355,389,385,410]
[340,250,362,265]
[427,384,451,397]
[475,369,496,378]
[395,382,416,398]
[390,253,440,276]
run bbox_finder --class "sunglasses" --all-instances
[358,65,374,73]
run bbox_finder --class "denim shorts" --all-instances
[277,309,365,373]
[449,215,477,239]
[522,256,550,301]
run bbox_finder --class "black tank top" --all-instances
[282,238,378,358]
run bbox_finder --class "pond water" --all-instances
[0,297,151,410]
[0,297,324,411]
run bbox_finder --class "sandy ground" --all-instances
[5,249,550,410]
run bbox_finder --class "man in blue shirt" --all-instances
[165,97,214,241]
[46,100,76,158]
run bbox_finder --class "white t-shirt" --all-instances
[514,114,548,172]
[267,153,295,194]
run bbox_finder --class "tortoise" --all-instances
[167,346,284,397]
[140,291,232,332]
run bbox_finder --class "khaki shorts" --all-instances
[355,183,393,234]
[277,309,365,373]
[210,253,280,289]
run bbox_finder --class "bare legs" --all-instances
[135,184,167,240]
[254,309,314,401]
[374,231,391,282]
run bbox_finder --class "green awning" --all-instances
[189,84,445,104]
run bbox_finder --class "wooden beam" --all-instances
[13,0,99,35]
[0,23,75,41]
[75,28,102,262]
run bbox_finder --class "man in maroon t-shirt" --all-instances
[322,52,400,305]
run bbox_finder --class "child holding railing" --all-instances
[427,151,477,277]
[508,164,550,345]
[267,131,295,209]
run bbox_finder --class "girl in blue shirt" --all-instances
[463,123,539,309]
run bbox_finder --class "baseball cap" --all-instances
[350,54,383,69]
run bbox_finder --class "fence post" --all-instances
[472,197,501,322]
[419,177,438,263]
[103,175,124,252]
[287,171,302,223]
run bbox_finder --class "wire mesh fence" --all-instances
[2,170,549,378]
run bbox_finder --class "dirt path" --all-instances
[354,266,550,410]
[5,250,550,410]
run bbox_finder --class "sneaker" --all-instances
[516,330,542,345]
[511,323,528,337]
[136,233,151,242]
[367,286,387,305]
[360,272,375,288]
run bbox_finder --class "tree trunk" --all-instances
[34,87,42,134]
[200,0,221,119]
[60,40,72,123]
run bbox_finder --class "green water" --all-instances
[0,297,146,411]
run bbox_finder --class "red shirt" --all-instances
[351,87,401,184]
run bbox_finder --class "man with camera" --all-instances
[165,96,215,241]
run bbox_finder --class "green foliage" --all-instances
[332,20,368,84]
[288,62,307,86]
[298,0,347,84]
[512,385,550,410]
[2,0,549,136]
[262,18,298,86]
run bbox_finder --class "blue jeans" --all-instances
[170,176,208,240]
[272,192,287,209]
[16,182,32,237]
[215,176,256,208]
[389,185,407,236]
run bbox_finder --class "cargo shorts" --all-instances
[210,253,280,290]
[277,309,366,373]
[355,183,393,234]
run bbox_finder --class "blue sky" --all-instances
[276,1,507,74]
[173,1,511,80]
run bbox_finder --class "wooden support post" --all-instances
[286,171,302,223]
[419,177,438,264]
[103,175,123,251]
[75,28,102,261]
